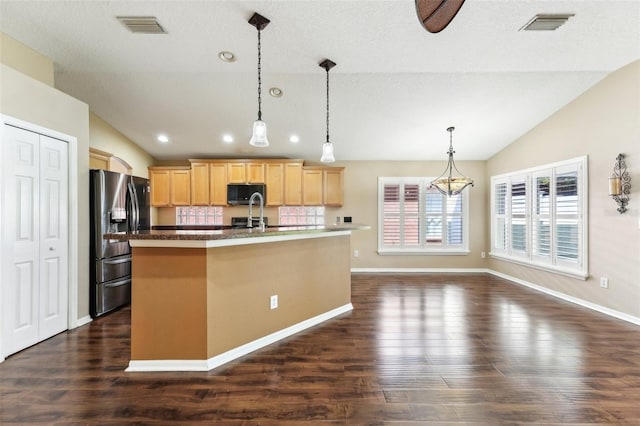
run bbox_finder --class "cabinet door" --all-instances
[247,162,265,183]
[170,169,191,206]
[227,163,246,183]
[284,162,302,205]
[323,168,344,206]
[302,168,323,206]
[190,163,210,205]
[210,163,228,205]
[149,169,171,206]
[265,163,284,206]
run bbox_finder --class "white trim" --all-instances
[351,268,489,274]
[128,230,352,249]
[0,115,80,363]
[377,249,470,256]
[488,270,640,326]
[75,315,92,328]
[125,303,354,372]
[489,252,588,280]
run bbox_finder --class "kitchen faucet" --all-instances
[247,192,265,231]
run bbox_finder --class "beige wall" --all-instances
[486,60,640,318]
[337,160,488,270]
[1,62,91,320]
[89,112,156,178]
[0,33,54,86]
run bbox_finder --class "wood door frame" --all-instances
[0,114,79,361]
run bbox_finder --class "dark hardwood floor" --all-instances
[2,273,639,424]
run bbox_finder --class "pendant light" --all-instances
[319,59,337,163]
[430,126,474,196]
[248,13,270,147]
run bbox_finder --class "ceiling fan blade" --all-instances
[415,0,466,33]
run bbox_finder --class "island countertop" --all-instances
[105,223,369,247]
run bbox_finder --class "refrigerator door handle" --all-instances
[127,182,139,232]
[103,256,132,265]
[104,278,131,288]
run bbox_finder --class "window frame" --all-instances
[377,177,470,255]
[490,156,588,279]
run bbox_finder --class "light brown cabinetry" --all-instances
[302,167,324,206]
[301,166,344,206]
[190,162,210,205]
[323,168,344,206]
[265,163,284,206]
[284,162,303,205]
[227,161,265,183]
[209,163,228,205]
[149,167,191,207]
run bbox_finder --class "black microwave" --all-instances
[227,183,266,205]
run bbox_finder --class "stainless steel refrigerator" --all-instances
[89,169,151,318]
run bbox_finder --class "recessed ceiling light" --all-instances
[223,134,234,143]
[157,134,169,143]
[289,135,299,143]
[218,51,236,62]
[269,87,283,97]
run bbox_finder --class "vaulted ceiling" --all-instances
[1,1,638,161]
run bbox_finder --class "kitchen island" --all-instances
[105,224,368,372]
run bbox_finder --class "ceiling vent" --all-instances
[117,16,167,34]
[520,14,574,31]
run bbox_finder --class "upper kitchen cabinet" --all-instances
[284,162,303,206]
[302,167,324,205]
[209,162,228,206]
[190,162,209,205]
[227,160,265,184]
[302,166,344,206]
[149,166,191,207]
[323,167,344,206]
[265,162,284,206]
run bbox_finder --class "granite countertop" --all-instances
[105,224,369,241]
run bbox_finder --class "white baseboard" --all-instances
[126,303,354,372]
[351,268,489,273]
[74,315,92,328]
[488,270,640,326]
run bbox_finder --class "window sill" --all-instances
[489,252,588,280]
[378,249,470,256]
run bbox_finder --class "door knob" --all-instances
[49,246,55,251]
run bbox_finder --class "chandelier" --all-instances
[430,126,474,196]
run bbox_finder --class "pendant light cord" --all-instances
[326,68,330,143]
[257,28,262,121]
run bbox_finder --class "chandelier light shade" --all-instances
[319,59,337,163]
[430,126,474,196]
[248,12,270,147]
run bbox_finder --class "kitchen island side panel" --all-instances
[205,234,351,358]
[131,247,208,360]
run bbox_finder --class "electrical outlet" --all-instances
[270,295,278,309]
[481,251,486,259]
[353,249,359,257]
[600,277,609,289]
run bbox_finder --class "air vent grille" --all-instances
[520,14,574,31]
[117,16,167,34]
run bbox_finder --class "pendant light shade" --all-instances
[319,59,337,163]
[248,13,270,147]
[321,141,335,163]
[249,119,269,147]
[430,126,474,196]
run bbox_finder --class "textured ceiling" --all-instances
[1,0,639,161]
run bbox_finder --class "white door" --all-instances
[1,124,69,356]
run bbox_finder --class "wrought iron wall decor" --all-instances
[608,153,631,214]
